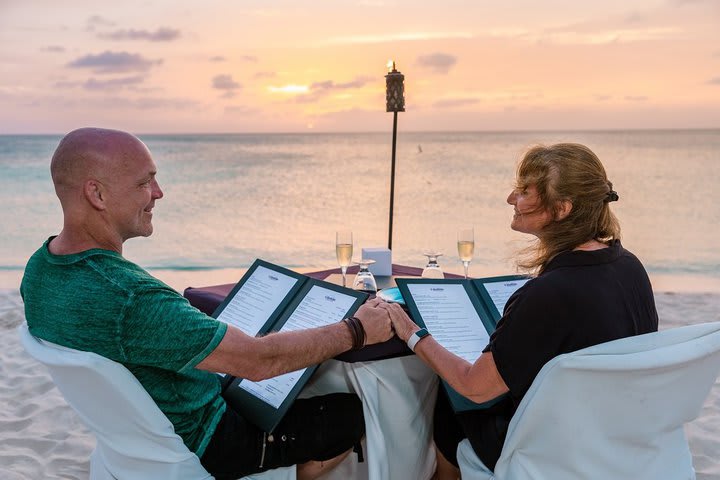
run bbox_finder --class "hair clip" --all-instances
[605,190,619,202]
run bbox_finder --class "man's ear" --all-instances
[84,180,107,211]
[555,199,572,221]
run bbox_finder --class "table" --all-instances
[183,264,462,362]
[183,265,462,480]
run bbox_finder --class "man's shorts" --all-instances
[201,393,365,479]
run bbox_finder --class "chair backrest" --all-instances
[459,321,720,480]
[18,324,213,480]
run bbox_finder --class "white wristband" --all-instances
[407,328,431,352]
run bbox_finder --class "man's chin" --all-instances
[121,225,154,242]
[140,224,154,237]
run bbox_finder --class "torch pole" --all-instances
[388,110,398,250]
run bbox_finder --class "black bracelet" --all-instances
[342,318,360,350]
[349,316,366,348]
[344,317,359,349]
[342,316,366,350]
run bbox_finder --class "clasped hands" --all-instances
[352,298,420,346]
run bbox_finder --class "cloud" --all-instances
[325,31,473,45]
[129,96,200,110]
[671,0,713,5]
[433,98,480,109]
[82,95,200,110]
[210,56,226,62]
[594,95,612,101]
[41,45,66,53]
[83,75,146,91]
[428,89,542,108]
[494,16,680,46]
[54,80,81,89]
[708,77,720,85]
[623,11,646,23]
[86,15,115,31]
[416,53,457,74]
[295,76,373,103]
[128,86,164,94]
[7,91,199,112]
[212,74,242,91]
[625,95,648,101]
[212,74,242,98]
[531,24,680,46]
[67,51,162,73]
[98,27,181,42]
[311,77,372,90]
[254,71,277,79]
[241,55,258,62]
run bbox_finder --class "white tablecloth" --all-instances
[300,355,439,480]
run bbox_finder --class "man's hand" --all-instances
[354,298,394,345]
[377,301,417,342]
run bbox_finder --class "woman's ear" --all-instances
[84,179,107,211]
[555,199,572,221]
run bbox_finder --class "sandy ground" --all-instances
[1,283,719,479]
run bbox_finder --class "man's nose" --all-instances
[153,180,164,199]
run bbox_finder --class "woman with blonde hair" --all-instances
[382,143,658,479]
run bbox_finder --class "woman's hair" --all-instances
[514,143,620,273]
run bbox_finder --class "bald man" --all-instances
[21,127,394,480]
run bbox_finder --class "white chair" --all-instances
[19,324,295,480]
[457,321,720,480]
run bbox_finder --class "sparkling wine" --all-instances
[336,243,353,267]
[457,240,475,262]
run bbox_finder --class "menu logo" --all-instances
[325,295,336,302]
[430,288,444,292]
[268,275,278,281]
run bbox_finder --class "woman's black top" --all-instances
[444,240,659,469]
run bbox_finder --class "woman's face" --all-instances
[506,184,553,236]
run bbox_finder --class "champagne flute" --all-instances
[336,230,353,287]
[457,227,475,279]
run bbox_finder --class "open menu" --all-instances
[211,259,368,432]
[395,275,530,412]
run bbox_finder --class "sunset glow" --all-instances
[0,0,718,134]
[267,85,310,94]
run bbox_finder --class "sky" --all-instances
[1,0,719,134]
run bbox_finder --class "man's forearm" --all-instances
[225,321,355,381]
[198,301,391,379]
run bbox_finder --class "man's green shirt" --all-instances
[21,238,228,456]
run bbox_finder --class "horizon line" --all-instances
[2,127,720,137]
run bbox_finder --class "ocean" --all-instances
[1,130,719,290]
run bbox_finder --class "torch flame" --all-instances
[387,59,395,73]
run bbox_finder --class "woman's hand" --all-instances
[376,301,418,342]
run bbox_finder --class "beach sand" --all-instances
[1,281,719,479]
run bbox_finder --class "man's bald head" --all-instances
[48,127,162,251]
[50,127,150,194]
